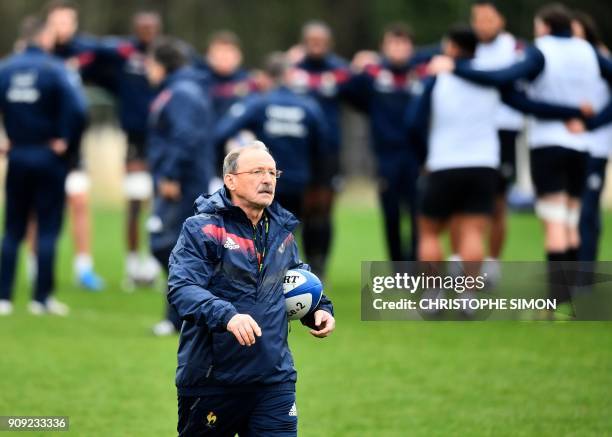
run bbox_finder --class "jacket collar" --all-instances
[194,187,299,232]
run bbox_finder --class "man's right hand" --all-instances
[50,138,68,156]
[227,314,262,346]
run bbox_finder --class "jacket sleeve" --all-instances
[168,219,238,331]
[156,90,204,182]
[500,85,582,120]
[586,100,612,130]
[285,236,334,328]
[453,45,545,87]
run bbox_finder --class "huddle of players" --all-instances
[1,0,611,323]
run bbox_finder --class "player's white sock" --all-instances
[26,252,37,284]
[74,253,93,277]
[481,257,501,287]
[126,252,140,279]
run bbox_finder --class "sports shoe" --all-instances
[78,269,105,291]
[28,298,70,316]
[152,320,177,337]
[27,300,46,316]
[46,297,70,316]
[0,299,13,316]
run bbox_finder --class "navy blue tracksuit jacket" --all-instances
[147,67,213,253]
[168,187,334,394]
[0,45,87,303]
[214,86,329,196]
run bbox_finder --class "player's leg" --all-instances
[378,174,403,261]
[531,147,576,316]
[489,129,518,260]
[455,214,489,263]
[178,393,253,437]
[0,152,34,313]
[401,157,421,261]
[578,157,607,261]
[32,156,69,315]
[302,154,339,279]
[66,169,104,291]
[418,217,445,261]
[242,390,297,437]
[417,171,451,262]
[565,149,589,261]
[124,135,154,285]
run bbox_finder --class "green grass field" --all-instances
[1,202,611,436]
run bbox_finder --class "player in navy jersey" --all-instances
[201,31,262,186]
[344,23,432,262]
[44,0,104,290]
[287,21,352,278]
[214,52,329,223]
[91,11,163,287]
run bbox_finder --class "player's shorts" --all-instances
[530,146,588,198]
[497,129,518,195]
[125,132,147,164]
[178,390,297,436]
[420,167,498,220]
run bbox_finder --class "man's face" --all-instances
[207,42,242,76]
[134,15,161,46]
[145,56,165,86]
[571,20,586,39]
[382,34,413,65]
[471,4,504,43]
[303,28,331,59]
[225,149,277,208]
[534,17,549,37]
[47,7,78,45]
[442,39,460,59]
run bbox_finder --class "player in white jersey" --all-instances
[407,25,583,270]
[428,4,612,317]
[571,11,612,262]
[471,1,525,268]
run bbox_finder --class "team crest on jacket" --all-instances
[206,411,217,429]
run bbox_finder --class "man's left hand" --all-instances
[309,310,335,338]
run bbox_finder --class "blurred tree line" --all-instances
[0,0,609,66]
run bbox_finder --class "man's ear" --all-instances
[224,174,235,190]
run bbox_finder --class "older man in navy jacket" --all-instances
[168,142,335,436]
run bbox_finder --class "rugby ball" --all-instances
[283,269,323,320]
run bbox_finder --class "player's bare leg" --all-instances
[66,171,104,291]
[123,160,157,290]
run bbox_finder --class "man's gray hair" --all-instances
[301,20,332,40]
[223,141,270,176]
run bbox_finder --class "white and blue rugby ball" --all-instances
[283,269,323,320]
